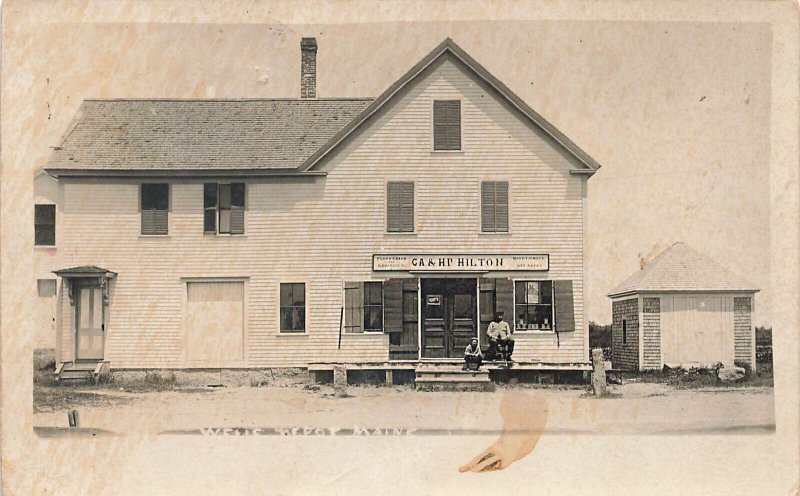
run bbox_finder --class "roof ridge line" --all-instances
[82,97,376,102]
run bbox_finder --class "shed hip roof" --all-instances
[607,242,759,297]
[45,99,372,173]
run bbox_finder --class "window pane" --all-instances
[364,307,382,331]
[515,304,527,328]
[203,183,218,209]
[219,209,231,234]
[515,281,526,304]
[35,225,55,246]
[219,184,231,209]
[292,283,305,306]
[280,308,291,331]
[292,307,305,331]
[280,284,292,307]
[231,183,245,208]
[364,282,382,305]
[35,204,55,224]
[204,210,217,233]
[141,184,168,210]
[527,305,552,329]
[540,281,553,305]
[526,282,540,304]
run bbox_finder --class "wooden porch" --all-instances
[307,360,592,389]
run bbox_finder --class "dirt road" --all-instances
[33,382,774,437]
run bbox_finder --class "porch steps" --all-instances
[414,364,494,392]
[56,361,110,383]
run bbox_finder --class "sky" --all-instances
[3,9,772,325]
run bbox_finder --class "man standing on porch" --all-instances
[487,311,515,361]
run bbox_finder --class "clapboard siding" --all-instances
[53,57,588,368]
[734,297,755,366]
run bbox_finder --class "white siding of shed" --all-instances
[661,295,735,366]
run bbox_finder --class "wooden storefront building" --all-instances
[35,38,600,376]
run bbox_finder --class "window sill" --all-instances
[139,235,171,239]
[431,149,464,154]
[478,231,511,236]
[385,232,417,236]
[204,234,248,238]
[276,332,308,337]
[514,330,556,335]
[34,245,57,249]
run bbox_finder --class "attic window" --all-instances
[433,100,461,151]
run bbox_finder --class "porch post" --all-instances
[476,277,481,346]
[417,279,422,360]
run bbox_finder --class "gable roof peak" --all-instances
[301,36,601,172]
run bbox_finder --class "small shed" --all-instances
[607,243,759,371]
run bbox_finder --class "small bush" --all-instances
[249,376,270,388]
[144,370,176,386]
[734,360,753,381]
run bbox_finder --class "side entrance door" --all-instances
[75,283,105,360]
[421,278,477,358]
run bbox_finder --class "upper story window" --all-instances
[387,181,414,233]
[433,100,461,151]
[34,204,56,246]
[140,183,169,235]
[204,183,245,235]
[514,280,553,331]
[481,181,509,233]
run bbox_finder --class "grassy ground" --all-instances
[33,348,773,414]
[623,361,774,389]
[33,349,195,413]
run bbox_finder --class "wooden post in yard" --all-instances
[333,365,347,398]
[68,409,80,428]
[591,348,608,397]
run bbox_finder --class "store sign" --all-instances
[372,254,549,272]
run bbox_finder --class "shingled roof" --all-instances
[46,99,372,174]
[45,38,602,178]
[608,242,759,297]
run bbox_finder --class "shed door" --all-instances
[661,296,734,365]
[186,281,245,365]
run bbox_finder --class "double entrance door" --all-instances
[421,278,477,358]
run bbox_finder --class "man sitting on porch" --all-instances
[463,337,483,370]
[486,311,514,361]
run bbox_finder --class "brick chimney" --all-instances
[300,37,317,99]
